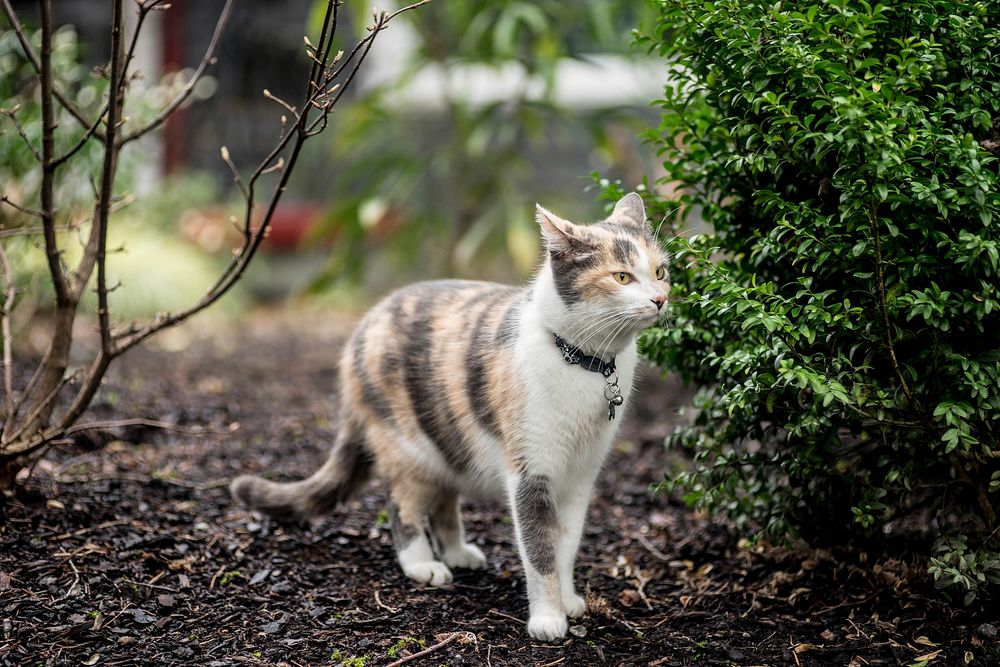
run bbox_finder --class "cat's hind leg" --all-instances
[388,479,453,586]
[428,491,486,570]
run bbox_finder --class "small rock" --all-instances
[246,522,262,533]
[269,581,293,595]
[249,569,271,586]
[157,594,176,609]
[978,623,997,639]
[130,608,156,625]
[260,619,285,634]
[117,636,137,646]
[194,522,209,532]
[45,499,65,510]
[569,625,587,638]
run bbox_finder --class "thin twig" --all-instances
[0,107,41,162]
[0,197,46,220]
[58,559,81,601]
[62,417,227,437]
[866,180,917,409]
[54,473,231,491]
[0,243,15,419]
[373,589,398,613]
[50,103,108,169]
[384,632,461,667]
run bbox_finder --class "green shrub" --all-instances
[631,0,1000,603]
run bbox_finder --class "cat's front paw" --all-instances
[402,560,453,586]
[527,614,568,641]
[442,543,487,570]
[562,592,586,618]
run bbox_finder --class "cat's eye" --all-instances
[613,271,632,285]
[655,266,667,281]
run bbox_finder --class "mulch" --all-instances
[1,307,996,666]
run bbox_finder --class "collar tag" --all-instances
[553,333,622,420]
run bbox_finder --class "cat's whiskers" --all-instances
[561,308,637,358]
[595,315,635,368]
[556,310,626,350]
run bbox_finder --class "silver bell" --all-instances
[610,394,624,406]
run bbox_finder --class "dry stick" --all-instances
[61,417,226,437]
[0,243,15,418]
[0,0,104,140]
[384,633,462,667]
[119,0,235,146]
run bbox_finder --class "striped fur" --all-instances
[230,193,670,640]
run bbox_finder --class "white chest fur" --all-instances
[513,288,638,484]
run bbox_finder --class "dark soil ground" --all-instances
[1,308,997,666]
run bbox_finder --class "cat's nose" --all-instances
[651,294,666,310]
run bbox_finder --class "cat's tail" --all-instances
[229,424,372,522]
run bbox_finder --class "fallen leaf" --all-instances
[619,589,641,607]
[46,499,65,510]
[793,643,819,654]
[81,654,100,665]
[914,636,937,647]
[912,649,942,663]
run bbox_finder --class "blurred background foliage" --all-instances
[306,0,661,293]
[2,0,662,325]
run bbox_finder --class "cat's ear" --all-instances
[609,192,647,229]
[536,204,593,257]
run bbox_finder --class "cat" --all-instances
[230,192,670,640]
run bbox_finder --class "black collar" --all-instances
[553,333,616,378]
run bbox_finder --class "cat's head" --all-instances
[536,193,670,351]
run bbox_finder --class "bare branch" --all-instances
[93,0,127,358]
[119,0,235,146]
[113,0,425,353]
[0,0,106,141]
[51,103,108,169]
[0,196,44,219]
[0,106,41,162]
[219,146,248,201]
[0,243,15,420]
[38,0,70,304]
[2,366,77,447]
[262,89,300,120]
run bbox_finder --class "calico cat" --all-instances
[230,193,669,640]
